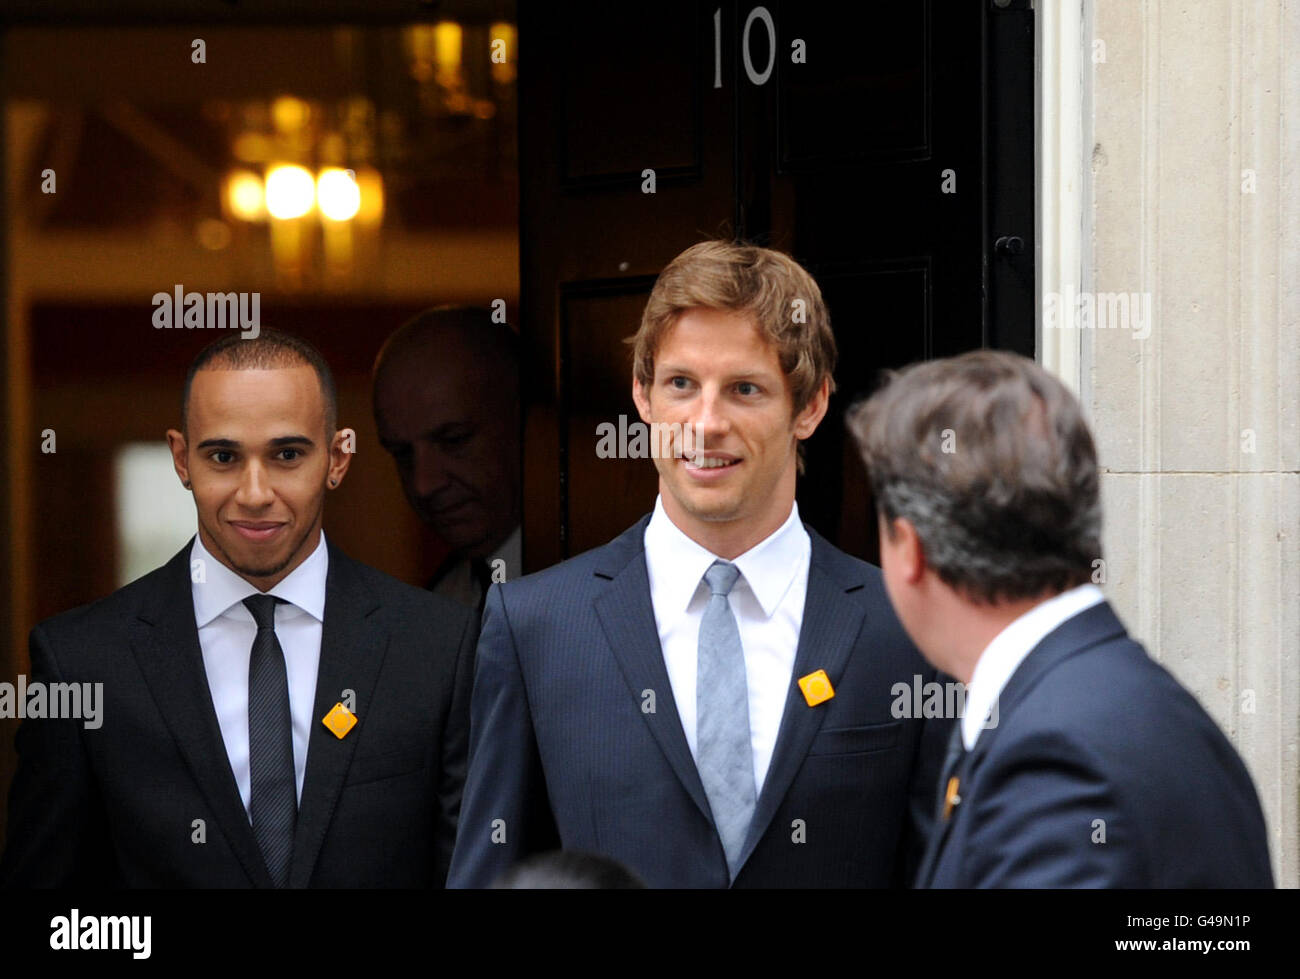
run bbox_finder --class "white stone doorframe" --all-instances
[1037,0,1088,397]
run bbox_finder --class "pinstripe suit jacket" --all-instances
[448,515,949,888]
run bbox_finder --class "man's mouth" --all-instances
[682,454,741,472]
[425,498,478,520]
[229,521,286,542]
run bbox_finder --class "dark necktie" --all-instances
[244,594,296,887]
[472,558,494,619]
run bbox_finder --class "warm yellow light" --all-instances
[264,164,315,219]
[317,168,361,221]
[271,96,310,133]
[489,22,515,56]
[434,21,463,77]
[226,169,265,221]
[353,167,384,225]
[489,22,517,85]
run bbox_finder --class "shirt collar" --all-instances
[190,530,329,628]
[961,583,1106,750]
[643,495,809,624]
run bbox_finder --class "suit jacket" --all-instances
[916,600,1274,887]
[447,515,951,888]
[0,537,476,888]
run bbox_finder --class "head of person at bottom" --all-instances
[491,850,646,889]
[846,350,1102,683]
[630,240,837,559]
[166,329,354,592]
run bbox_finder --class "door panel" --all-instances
[520,0,1033,568]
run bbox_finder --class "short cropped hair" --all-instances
[847,350,1102,604]
[631,240,837,417]
[182,329,338,437]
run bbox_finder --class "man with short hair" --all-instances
[1,330,475,887]
[448,240,949,888]
[848,349,1274,887]
[372,306,522,610]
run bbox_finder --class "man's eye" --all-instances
[736,382,759,396]
[669,376,691,389]
[212,451,234,464]
[277,448,302,461]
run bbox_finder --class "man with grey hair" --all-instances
[849,349,1273,887]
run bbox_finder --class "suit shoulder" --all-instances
[808,529,881,577]
[808,533,889,605]
[347,557,472,628]
[35,561,176,640]
[997,636,1238,770]
[496,538,620,603]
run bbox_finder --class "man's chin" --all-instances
[428,517,494,553]
[217,537,300,583]
[668,488,745,524]
[229,553,295,582]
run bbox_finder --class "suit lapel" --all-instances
[288,542,389,887]
[734,529,866,874]
[592,518,716,829]
[914,750,973,887]
[130,542,273,888]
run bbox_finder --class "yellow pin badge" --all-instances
[943,776,962,821]
[322,702,357,739]
[797,669,835,707]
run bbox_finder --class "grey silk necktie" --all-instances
[244,594,296,888]
[696,560,757,879]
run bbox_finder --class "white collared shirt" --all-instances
[643,495,811,793]
[190,532,329,817]
[961,583,1106,751]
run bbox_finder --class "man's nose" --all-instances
[235,461,276,508]
[691,388,731,442]
[411,442,452,498]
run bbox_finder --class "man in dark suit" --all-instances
[1,330,475,888]
[848,349,1274,887]
[448,241,949,888]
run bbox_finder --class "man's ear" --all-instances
[883,514,926,585]
[166,429,191,490]
[327,427,356,489]
[632,376,653,425]
[793,376,831,439]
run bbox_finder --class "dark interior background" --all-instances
[0,0,1033,849]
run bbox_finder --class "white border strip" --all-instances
[1037,0,1089,397]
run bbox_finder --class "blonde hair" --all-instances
[631,240,837,415]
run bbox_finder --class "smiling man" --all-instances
[1,330,476,888]
[448,241,949,888]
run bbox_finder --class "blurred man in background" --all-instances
[372,306,522,613]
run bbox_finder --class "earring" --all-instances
[183,481,191,489]
[330,479,337,487]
